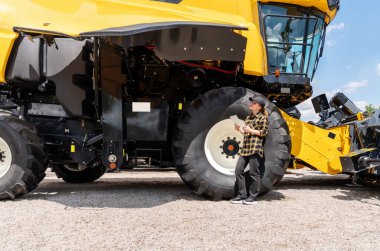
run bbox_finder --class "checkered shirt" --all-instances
[240,112,269,157]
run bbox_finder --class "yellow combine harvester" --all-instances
[0,0,378,200]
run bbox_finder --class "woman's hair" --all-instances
[260,107,268,117]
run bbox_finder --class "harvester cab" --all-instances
[262,4,326,79]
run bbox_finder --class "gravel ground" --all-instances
[0,168,379,251]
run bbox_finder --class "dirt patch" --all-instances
[0,168,379,250]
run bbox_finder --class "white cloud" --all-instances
[297,98,313,110]
[326,22,345,34]
[300,109,320,122]
[377,63,380,76]
[354,101,369,111]
[296,99,369,121]
[342,80,368,94]
[296,98,320,122]
[294,79,369,121]
[320,80,367,99]
[297,98,368,121]
[326,40,336,47]
[325,22,345,47]
[325,89,342,99]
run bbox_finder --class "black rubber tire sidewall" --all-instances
[0,116,47,199]
[173,87,291,200]
[53,164,106,183]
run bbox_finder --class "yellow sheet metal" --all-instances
[0,0,251,82]
[259,0,338,23]
[1,0,250,37]
[282,111,351,174]
[180,0,338,76]
[0,0,338,82]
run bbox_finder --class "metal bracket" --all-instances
[99,42,126,169]
[347,163,380,187]
[69,141,97,166]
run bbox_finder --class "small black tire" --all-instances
[53,163,106,183]
[172,87,291,200]
[0,116,47,200]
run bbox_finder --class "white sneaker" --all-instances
[243,198,258,205]
[230,197,245,204]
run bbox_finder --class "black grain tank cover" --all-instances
[81,21,248,62]
[5,36,43,85]
[45,38,88,116]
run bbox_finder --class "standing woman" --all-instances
[230,96,269,205]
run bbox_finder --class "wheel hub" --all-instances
[221,138,240,157]
[0,137,12,179]
[64,164,88,172]
[204,119,244,175]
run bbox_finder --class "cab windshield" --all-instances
[261,4,326,79]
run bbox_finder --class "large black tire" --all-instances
[172,87,291,200]
[53,163,106,183]
[0,116,47,200]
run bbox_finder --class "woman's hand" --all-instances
[235,124,245,134]
[243,126,261,136]
[242,126,252,133]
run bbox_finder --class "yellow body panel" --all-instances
[0,1,345,176]
[0,0,250,83]
[0,33,18,85]
[282,111,351,174]
[181,0,338,75]
[0,0,338,82]
[182,0,337,23]
[259,0,338,23]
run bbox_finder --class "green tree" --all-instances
[364,104,379,117]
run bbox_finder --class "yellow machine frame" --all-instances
[0,0,337,82]
[182,0,338,76]
[282,111,352,174]
[0,0,347,176]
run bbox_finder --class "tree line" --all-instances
[364,104,380,117]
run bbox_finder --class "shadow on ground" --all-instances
[277,171,380,205]
[19,169,379,209]
[24,174,200,209]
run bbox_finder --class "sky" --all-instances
[296,0,380,121]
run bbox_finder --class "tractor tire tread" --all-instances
[0,117,47,200]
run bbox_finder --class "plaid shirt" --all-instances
[240,112,269,157]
